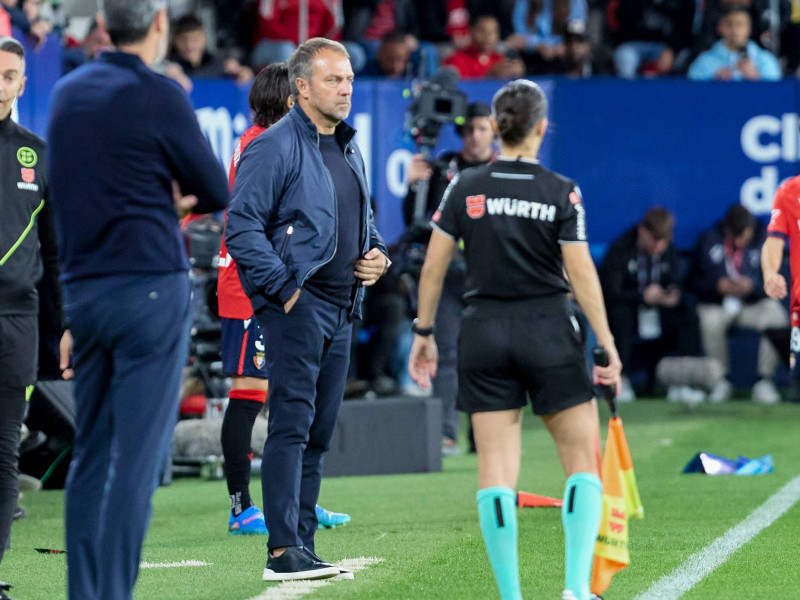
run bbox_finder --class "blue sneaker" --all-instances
[316,505,350,528]
[229,505,268,535]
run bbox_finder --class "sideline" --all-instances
[246,557,384,600]
[635,474,800,600]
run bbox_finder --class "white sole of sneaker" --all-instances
[334,569,354,580]
[262,566,340,581]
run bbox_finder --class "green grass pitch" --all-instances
[4,400,800,599]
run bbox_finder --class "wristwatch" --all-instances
[411,318,434,337]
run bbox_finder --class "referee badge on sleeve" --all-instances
[466,194,486,219]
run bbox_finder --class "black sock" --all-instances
[221,397,263,516]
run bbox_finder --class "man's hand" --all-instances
[408,335,438,388]
[283,288,301,314]
[59,330,74,380]
[642,283,664,306]
[764,272,788,299]
[172,181,198,218]
[656,48,675,74]
[661,286,681,307]
[355,248,389,287]
[714,66,735,80]
[738,57,760,80]
[408,154,433,185]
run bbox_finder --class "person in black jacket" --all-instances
[689,204,788,403]
[403,101,494,454]
[600,207,700,400]
[47,1,229,597]
[0,36,65,595]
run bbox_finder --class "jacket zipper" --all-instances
[279,225,294,260]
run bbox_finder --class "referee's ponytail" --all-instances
[491,80,548,146]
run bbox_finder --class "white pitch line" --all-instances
[247,557,384,600]
[635,474,800,600]
[140,560,211,568]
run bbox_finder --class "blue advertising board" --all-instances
[15,57,800,249]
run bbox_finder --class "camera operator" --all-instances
[403,101,495,455]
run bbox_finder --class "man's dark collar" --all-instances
[98,50,147,69]
[291,104,355,145]
[0,116,15,134]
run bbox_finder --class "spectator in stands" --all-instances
[250,0,367,71]
[361,29,411,76]
[169,14,253,84]
[609,0,694,78]
[688,204,789,404]
[529,18,596,76]
[443,14,524,79]
[687,4,781,81]
[62,18,111,74]
[1,0,49,47]
[599,207,700,401]
[342,0,418,45]
[0,6,9,36]
[504,0,587,74]
[693,0,767,57]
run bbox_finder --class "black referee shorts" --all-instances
[456,295,593,416]
[0,314,38,389]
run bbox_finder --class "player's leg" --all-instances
[0,315,37,566]
[219,317,269,533]
[543,400,602,600]
[472,409,523,600]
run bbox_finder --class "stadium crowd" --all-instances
[2,0,800,80]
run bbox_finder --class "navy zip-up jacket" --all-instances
[47,51,229,283]
[225,105,387,320]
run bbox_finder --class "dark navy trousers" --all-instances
[256,289,352,552]
[62,273,191,600]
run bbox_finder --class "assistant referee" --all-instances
[409,80,621,600]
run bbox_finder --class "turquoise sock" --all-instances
[476,486,522,600]
[562,473,602,600]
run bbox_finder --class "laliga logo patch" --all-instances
[432,209,442,222]
[466,194,486,219]
[569,191,582,205]
[21,168,35,183]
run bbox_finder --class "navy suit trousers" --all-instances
[63,273,190,600]
[256,289,352,552]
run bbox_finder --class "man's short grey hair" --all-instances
[0,36,25,61]
[98,0,167,47]
[287,38,349,99]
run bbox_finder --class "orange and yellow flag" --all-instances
[590,416,644,596]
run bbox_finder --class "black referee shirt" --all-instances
[431,157,587,302]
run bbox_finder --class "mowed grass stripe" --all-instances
[635,474,800,600]
[4,402,800,599]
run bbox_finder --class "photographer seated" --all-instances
[599,207,701,401]
[404,101,495,454]
[689,204,789,403]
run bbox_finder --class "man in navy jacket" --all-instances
[47,1,228,598]
[226,37,389,581]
